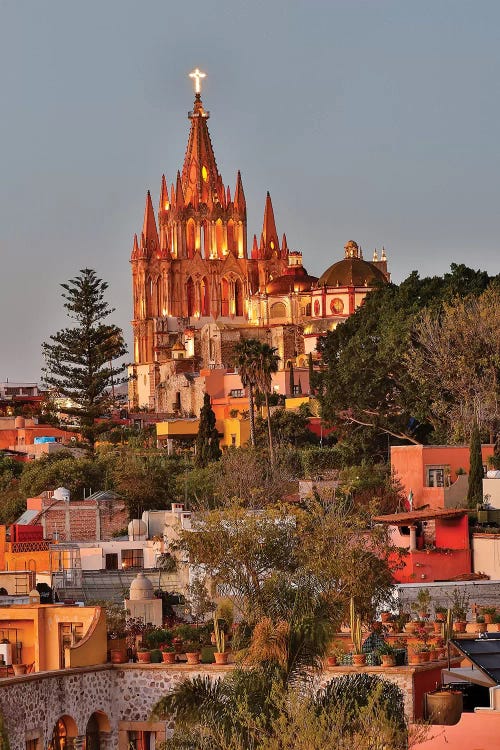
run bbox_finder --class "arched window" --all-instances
[270,302,286,319]
[220,278,229,317]
[186,277,195,318]
[200,277,210,316]
[186,219,196,258]
[227,219,235,254]
[215,219,224,255]
[234,278,243,316]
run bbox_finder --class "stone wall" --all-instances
[398,579,500,619]
[0,661,431,749]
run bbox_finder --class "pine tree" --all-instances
[42,269,127,449]
[195,394,221,467]
[467,421,483,508]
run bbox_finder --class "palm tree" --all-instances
[233,338,262,447]
[256,343,280,465]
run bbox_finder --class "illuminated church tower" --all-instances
[130,69,288,368]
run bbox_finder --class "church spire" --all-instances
[181,70,221,206]
[141,191,160,257]
[261,192,280,258]
[159,174,169,213]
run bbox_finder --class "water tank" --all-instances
[0,642,13,666]
[53,487,70,503]
[128,519,147,540]
[129,572,154,601]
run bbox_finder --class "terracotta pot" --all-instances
[381,654,395,667]
[137,651,151,663]
[352,653,366,666]
[110,649,127,664]
[12,664,27,675]
[421,650,431,662]
[476,622,487,633]
[214,651,229,665]
[428,650,437,662]
[185,651,200,665]
[162,651,176,664]
[454,621,467,633]
[326,656,338,667]
[405,622,418,634]
[484,614,494,624]
[433,621,443,634]
[408,651,422,665]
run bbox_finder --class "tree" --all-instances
[256,344,280,466]
[407,288,500,443]
[255,408,316,449]
[467,421,483,508]
[317,265,499,451]
[42,268,127,449]
[18,451,108,500]
[112,452,180,518]
[233,338,262,447]
[195,394,221,468]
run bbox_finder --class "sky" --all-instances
[1,0,499,382]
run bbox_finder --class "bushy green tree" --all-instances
[42,268,127,449]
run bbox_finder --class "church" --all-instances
[128,71,390,411]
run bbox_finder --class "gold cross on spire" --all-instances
[189,68,206,95]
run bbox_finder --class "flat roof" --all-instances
[373,508,467,524]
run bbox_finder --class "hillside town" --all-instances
[1,22,500,750]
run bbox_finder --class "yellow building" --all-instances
[0,603,107,672]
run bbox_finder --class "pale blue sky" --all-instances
[1,0,499,380]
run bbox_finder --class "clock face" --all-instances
[330,298,344,314]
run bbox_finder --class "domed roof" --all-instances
[318,257,387,287]
[266,266,318,295]
[129,572,154,601]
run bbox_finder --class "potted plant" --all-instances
[493,613,500,632]
[434,605,447,622]
[161,645,176,664]
[325,641,346,667]
[447,588,469,633]
[376,642,395,667]
[213,615,228,665]
[137,647,151,663]
[412,588,431,621]
[184,641,201,665]
[482,607,496,624]
[12,663,27,676]
[476,615,487,633]
[350,598,366,666]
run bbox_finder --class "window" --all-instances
[26,738,40,750]
[229,389,244,398]
[121,549,144,569]
[231,434,236,447]
[105,553,118,570]
[270,302,286,319]
[128,731,155,750]
[426,467,445,488]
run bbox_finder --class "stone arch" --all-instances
[85,710,111,750]
[48,715,78,750]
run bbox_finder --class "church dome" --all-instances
[129,572,154,601]
[266,264,318,295]
[318,240,387,288]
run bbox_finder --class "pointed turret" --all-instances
[251,234,259,260]
[131,233,139,261]
[234,171,246,213]
[226,185,231,206]
[159,174,169,213]
[141,191,160,257]
[261,192,280,258]
[281,233,289,259]
[175,171,185,207]
[170,183,176,209]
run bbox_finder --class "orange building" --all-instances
[0,602,106,672]
[391,444,495,510]
[0,416,77,457]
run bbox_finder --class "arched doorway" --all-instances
[48,715,77,750]
[85,711,111,750]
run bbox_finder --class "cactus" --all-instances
[443,607,454,644]
[213,615,225,654]
[350,597,363,655]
